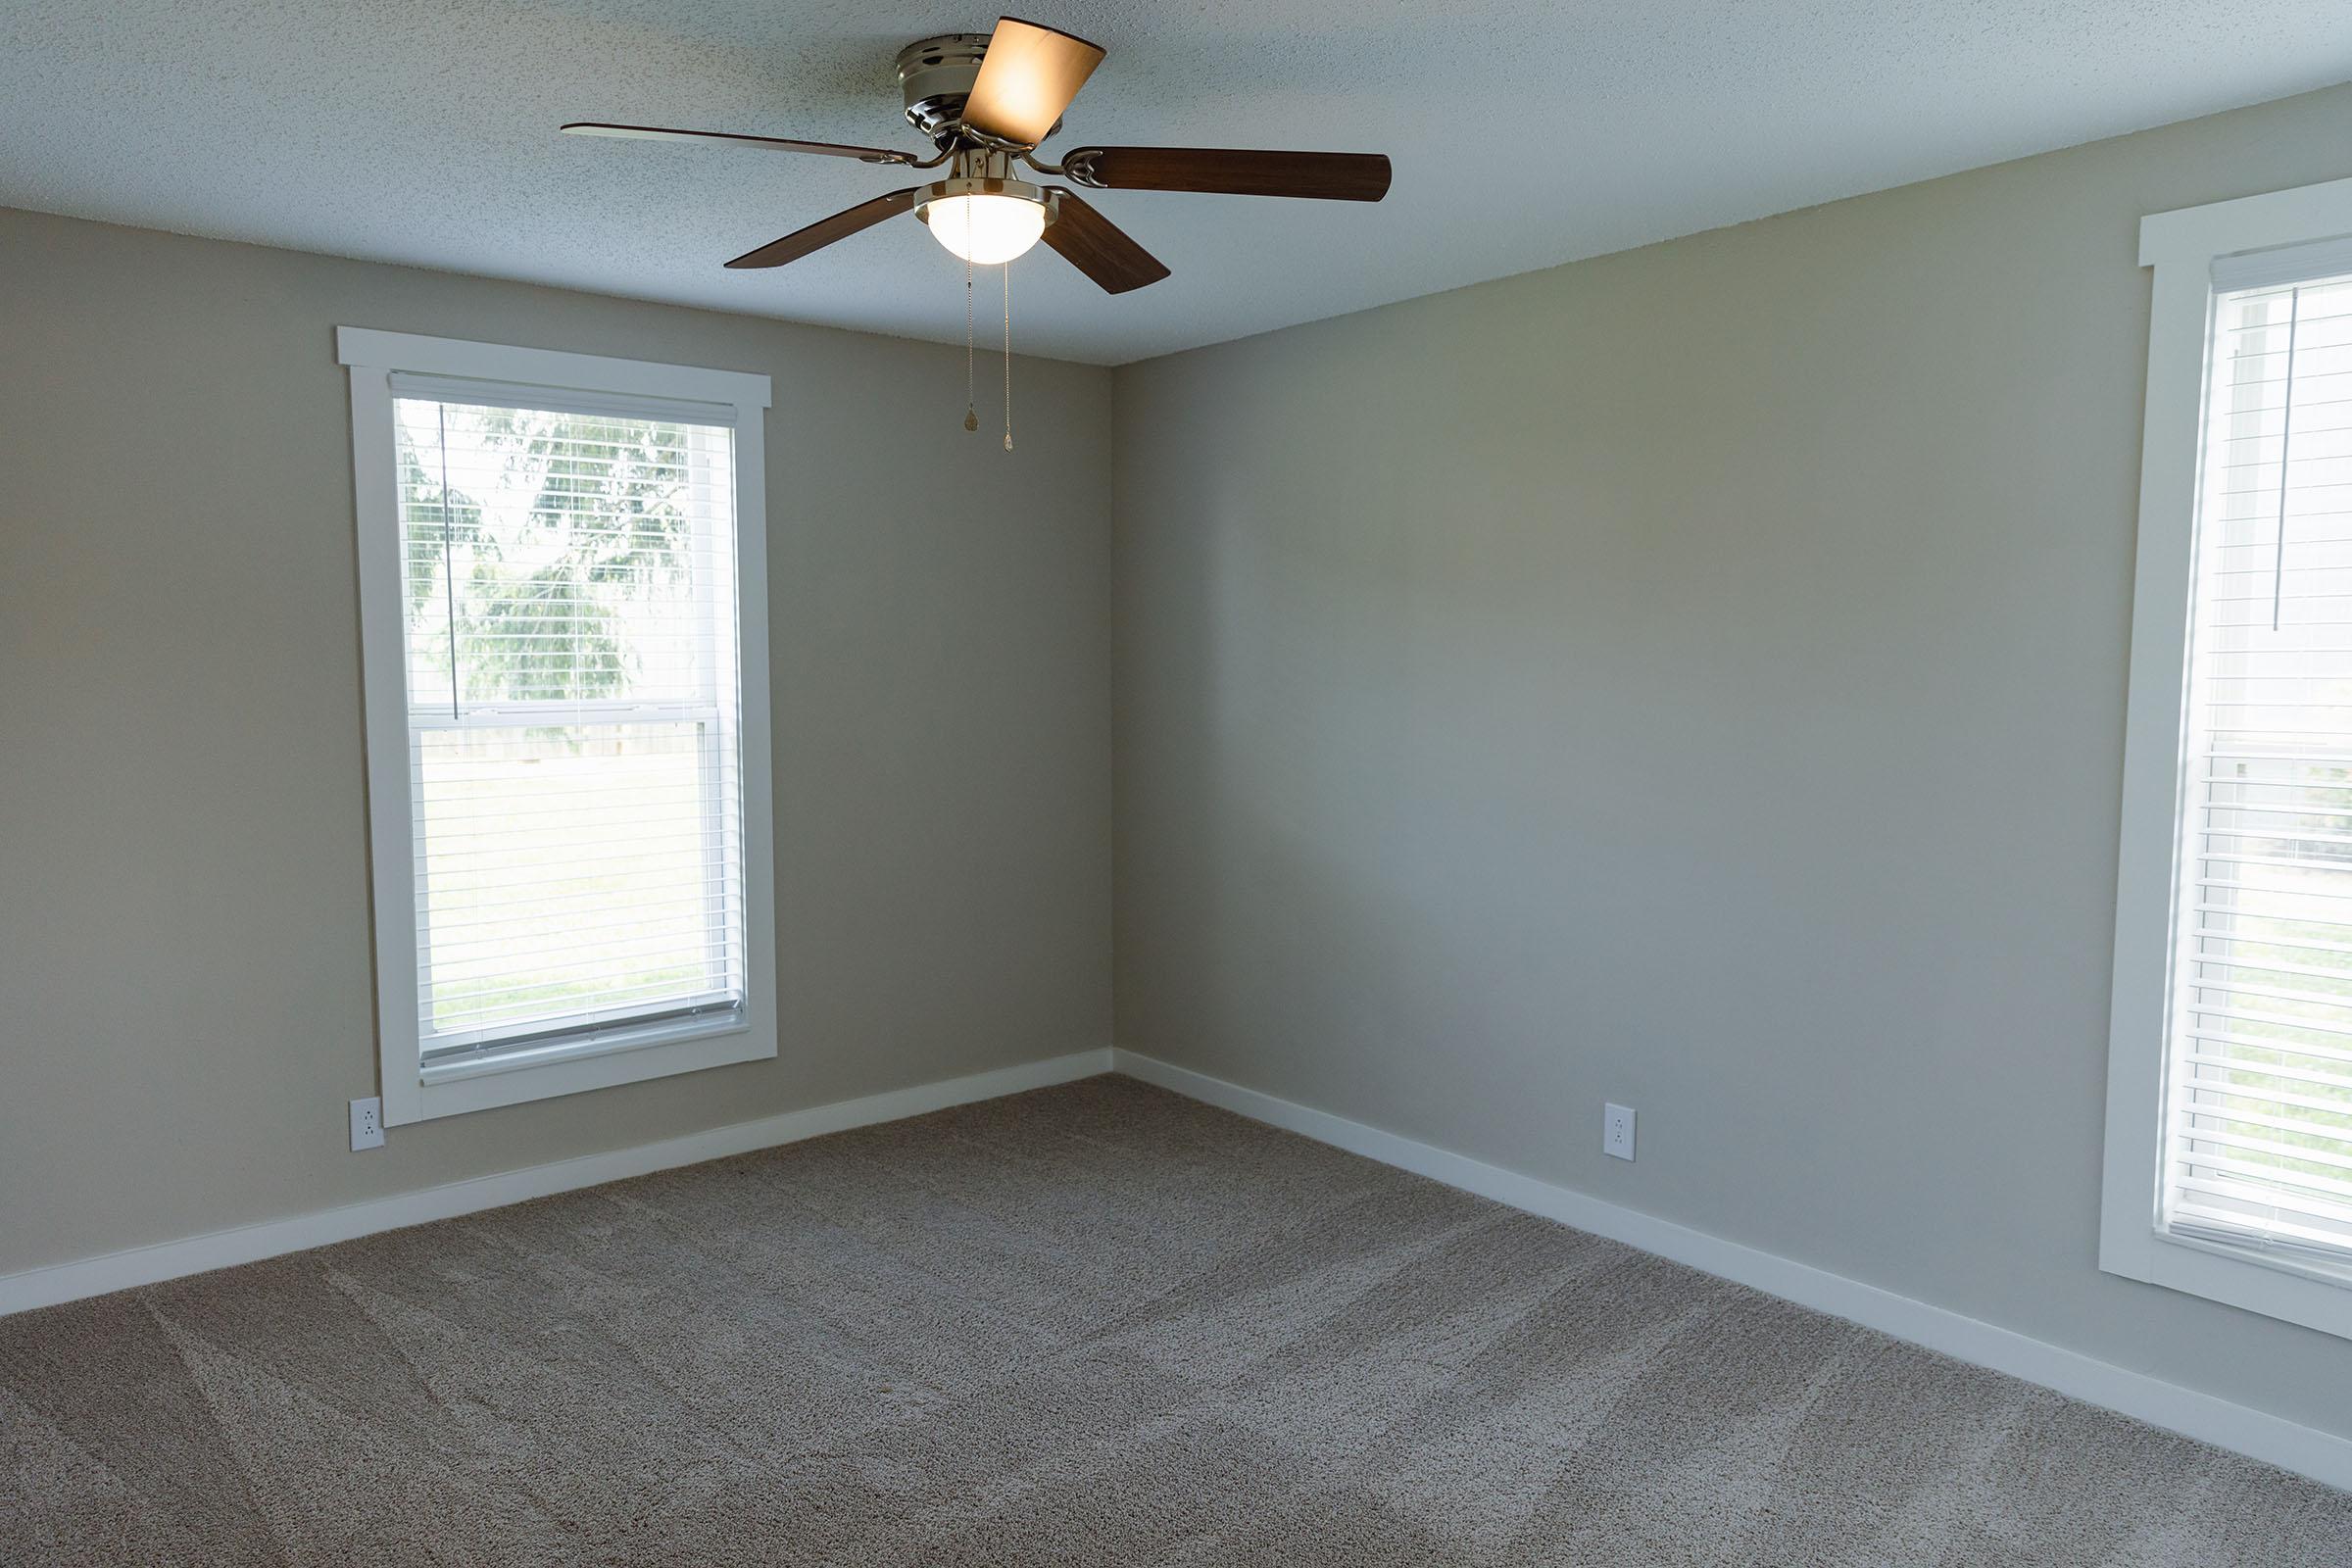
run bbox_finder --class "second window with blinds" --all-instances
[2176,272,2352,1269]
[2108,183,2352,1343]
[340,330,775,1124]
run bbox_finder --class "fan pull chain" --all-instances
[1003,260,1014,453]
[962,213,979,432]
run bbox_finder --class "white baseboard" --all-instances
[1111,1049,2352,1495]
[0,1049,1113,1318]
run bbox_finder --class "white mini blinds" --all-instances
[2168,268,2352,1273]
[343,332,772,1124]
[390,379,748,1073]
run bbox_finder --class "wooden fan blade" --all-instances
[961,18,1104,147]
[563,122,915,166]
[1042,190,1169,294]
[724,189,921,270]
[1064,147,1391,202]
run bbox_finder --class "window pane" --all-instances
[397,403,722,712]
[415,721,740,1044]
[394,398,745,1060]
[2169,273,2352,1267]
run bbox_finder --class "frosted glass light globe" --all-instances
[925,193,1047,265]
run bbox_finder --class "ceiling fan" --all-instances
[561,16,1393,294]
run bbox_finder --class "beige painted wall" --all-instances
[1111,83,2352,1440]
[0,207,1111,1276]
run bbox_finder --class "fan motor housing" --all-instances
[897,31,1068,147]
[895,34,991,142]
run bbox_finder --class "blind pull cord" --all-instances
[437,400,460,718]
[2273,286,2303,633]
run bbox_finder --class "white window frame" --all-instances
[338,327,777,1124]
[2105,175,2352,1341]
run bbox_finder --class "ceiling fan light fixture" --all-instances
[918,187,1049,265]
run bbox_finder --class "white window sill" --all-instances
[390,1014,770,1125]
[420,1002,748,1086]
[2103,1225,2352,1343]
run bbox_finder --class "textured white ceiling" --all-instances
[5,2,2351,365]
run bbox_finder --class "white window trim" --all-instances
[338,327,777,1125]
[2104,175,2352,1341]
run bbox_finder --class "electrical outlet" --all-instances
[1603,1102,1637,1161]
[350,1097,384,1152]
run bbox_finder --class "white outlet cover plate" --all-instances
[1604,1102,1637,1161]
[350,1096,385,1152]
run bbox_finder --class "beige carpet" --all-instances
[2,1075,2347,1565]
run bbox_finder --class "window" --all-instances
[2164,271,2352,1266]
[2107,180,2352,1340]
[340,330,774,1123]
